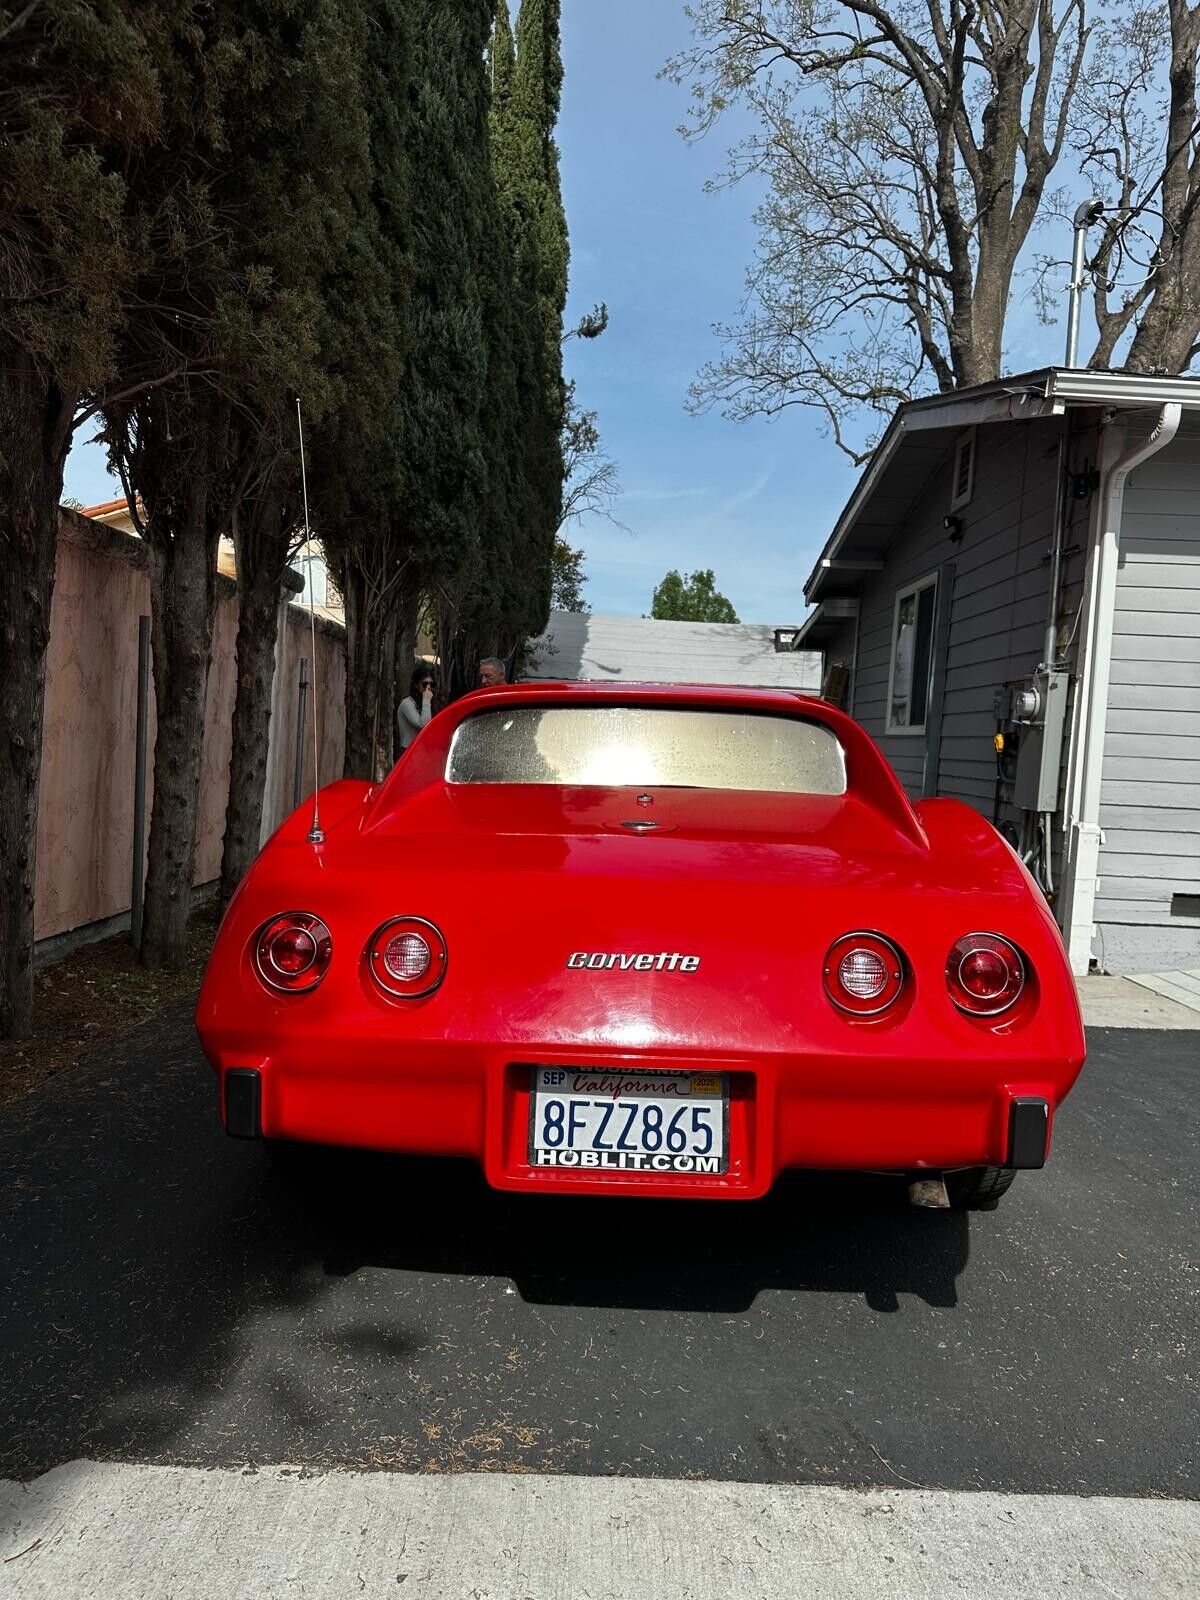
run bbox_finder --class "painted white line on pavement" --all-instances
[1,1461,1197,1600]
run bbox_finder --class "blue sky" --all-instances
[556,3,860,623]
[61,3,866,623]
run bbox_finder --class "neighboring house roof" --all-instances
[528,612,823,691]
[80,497,138,521]
[79,496,149,536]
[77,497,250,588]
[800,367,1200,621]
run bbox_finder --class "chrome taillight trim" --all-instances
[252,912,333,995]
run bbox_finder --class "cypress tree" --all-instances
[102,1,383,965]
[389,0,493,710]
[490,2,515,120]
[457,168,530,692]
[218,0,381,904]
[510,0,568,392]
[314,0,413,780]
[0,2,179,1033]
[478,0,568,668]
[432,0,537,693]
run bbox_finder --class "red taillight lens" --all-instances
[254,913,332,994]
[823,933,906,1016]
[946,933,1025,1016]
[368,917,447,998]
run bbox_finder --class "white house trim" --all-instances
[1060,402,1182,974]
[885,570,939,736]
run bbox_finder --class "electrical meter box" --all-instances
[1012,669,1069,813]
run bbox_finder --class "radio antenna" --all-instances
[296,398,324,845]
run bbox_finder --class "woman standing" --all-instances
[397,665,436,753]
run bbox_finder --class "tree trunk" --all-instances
[341,564,374,780]
[219,489,289,909]
[377,618,397,777]
[1125,0,1200,373]
[393,588,422,734]
[341,562,400,781]
[1127,264,1200,373]
[448,629,478,700]
[0,366,73,1038]
[141,499,218,970]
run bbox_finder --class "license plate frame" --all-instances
[527,1066,730,1176]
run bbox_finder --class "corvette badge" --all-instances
[567,951,701,973]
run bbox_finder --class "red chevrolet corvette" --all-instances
[196,682,1085,1209]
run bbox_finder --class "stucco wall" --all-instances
[35,512,346,942]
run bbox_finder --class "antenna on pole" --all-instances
[1065,199,1105,367]
[296,398,324,846]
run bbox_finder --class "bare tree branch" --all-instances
[559,382,627,532]
[666,0,1200,452]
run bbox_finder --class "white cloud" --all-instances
[620,484,709,504]
[713,468,771,519]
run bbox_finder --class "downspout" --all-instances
[1061,402,1181,974]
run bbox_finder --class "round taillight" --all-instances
[946,933,1025,1016]
[368,917,447,998]
[824,933,906,1016]
[254,913,332,994]
[385,932,431,981]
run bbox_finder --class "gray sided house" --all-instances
[797,369,1200,977]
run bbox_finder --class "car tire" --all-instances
[946,1166,1017,1210]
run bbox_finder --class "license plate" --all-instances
[528,1068,728,1175]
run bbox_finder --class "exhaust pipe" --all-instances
[908,1175,950,1209]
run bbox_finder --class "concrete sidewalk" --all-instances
[1077,974,1200,1029]
[2,1461,1198,1600]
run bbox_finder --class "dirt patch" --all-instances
[0,912,217,1108]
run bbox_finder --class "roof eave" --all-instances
[795,596,860,649]
[1044,368,1200,407]
[804,378,1063,603]
[803,367,1200,603]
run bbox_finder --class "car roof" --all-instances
[452,680,852,734]
[372,682,926,850]
[478,680,825,706]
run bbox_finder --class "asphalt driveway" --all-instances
[0,1002,1195,1497]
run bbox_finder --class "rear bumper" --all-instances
[202,1038,1080,1200]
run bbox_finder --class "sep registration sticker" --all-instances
[529,1067,728,1174]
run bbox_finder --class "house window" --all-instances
[297,554,327,608]
[887,574,938,734]
[950,429,976,511]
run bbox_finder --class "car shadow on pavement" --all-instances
[308,1150,970,1315]
[0,1004,969,1480]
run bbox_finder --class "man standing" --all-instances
[479,657,507,688]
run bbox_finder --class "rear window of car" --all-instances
[445,705,847,795]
